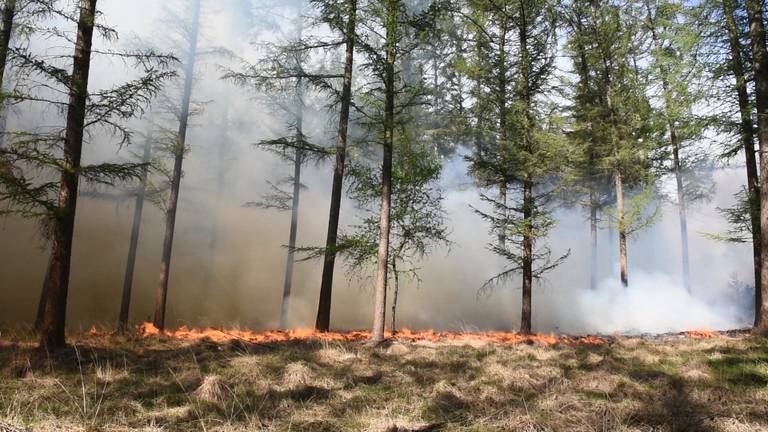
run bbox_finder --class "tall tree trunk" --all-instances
[521,179,533,334]
[38,0,97,349]
[723,0,761,322]
[590,197,598,290]
[0,0,16,148]
[0,0,13,85]
[390,258,399,334]
[746,0,768,331]
[280,111,303,330]
[670,127,691,293]
[497,20,508,254]
[118,134,152,332]
[371,0,396,344]
[518,3,533,334]
[615,170,628,287]
[153,0,201,331]
[279,13,306,330]
[590,0,628,288]
[316,0,357,332]
[0,0,14,106]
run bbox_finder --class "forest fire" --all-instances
[683,330,719,339]
[100,322,615,346]
[80,324,727,346]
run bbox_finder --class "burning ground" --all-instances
[1,328,767,432]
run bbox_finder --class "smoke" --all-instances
[562,273,745,334]
[0,0,757,334]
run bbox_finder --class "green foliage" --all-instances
[704,187,756,243]
[461,0,569,290]
[0,2,176,233]
[340,140,449,282]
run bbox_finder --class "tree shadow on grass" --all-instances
[628,376,716,432]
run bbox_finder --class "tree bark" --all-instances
[38,0,97,350]
[615,170,628,287]
[723,0,762,323]
[745,0,768,331]
[390,259,399,334]
[521,180,533,334]
[153,0,201,331]
[316,0,357,332]
[0,0,16,148]
[518,2,533,334]
[670,126,691,293]
[0,0,14,95]
[590,197,598,290]
[497,19,509,255]
[118,134,152,333]
[371,0,396,344]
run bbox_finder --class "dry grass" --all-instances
[0,329,767,431]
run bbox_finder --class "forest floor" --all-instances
[0,327,767,432]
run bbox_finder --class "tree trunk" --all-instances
[521,179,533,334]
[33,254,53,331]
[590,197,598,290]
[154,0,200,331]
[0,0,15,97]
[0,0,16,148]
[371,0,396,344]
[723,0,761,323]
[670,127,691,293]
[280,113,303,330]
[118,134,152,333]
[38,0,97,350]
[615,170,628,287]
[390,259,399,335]
[746,0,768,331]
[316,0,357,332]
[518,3,533,334]
[497,19,508,255]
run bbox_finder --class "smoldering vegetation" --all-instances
[0,0,757,335]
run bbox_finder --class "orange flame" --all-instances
[683,330,718,339]
[129,322,609,346]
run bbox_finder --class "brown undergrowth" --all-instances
[0,327,766,431]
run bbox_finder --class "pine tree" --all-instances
[744,0,768,331]
[586,0,656,288]
[226,0,334,329]
[644,0,708,293]
[316,0,359,333]
[118,130,154,333]
[0,0,174,348]
[153,0,202,331]
[563,0,614,291]
[723,0,761,322]
[464,0,568,334]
